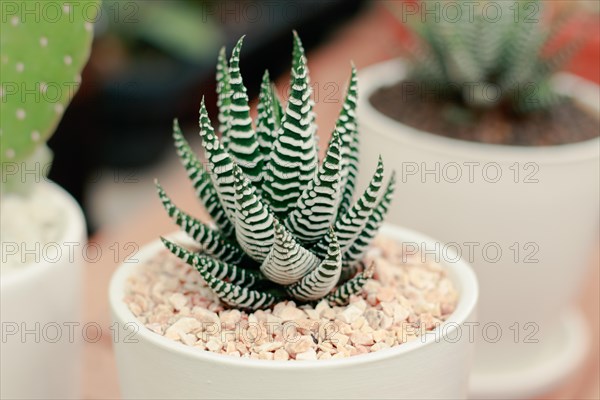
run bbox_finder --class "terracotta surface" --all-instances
[82,4,599,399]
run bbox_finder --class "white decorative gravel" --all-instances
[125,236,458,360]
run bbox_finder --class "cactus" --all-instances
[399,0,581,112]
[157,34,397,311]
[0,0,97,190]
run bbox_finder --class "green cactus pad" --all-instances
[0,0,97,164]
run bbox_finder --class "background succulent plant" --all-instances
[399,0,580,112]
[157,33,396,311]
[0,0,97,192]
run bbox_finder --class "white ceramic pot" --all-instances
[109,224,478,399]
[0,181,87,399]
[357,59,599,398]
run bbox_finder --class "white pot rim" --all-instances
[0,180,86,287]
[358,58,600,164]
[109,223,478,370]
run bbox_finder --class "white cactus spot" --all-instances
[5,148,15,159]
[16,62,24,72]
[85,22,93,32]
[64,55,73,65]
[54,104,64,114]
[31,131,40,141]
[74,74,82,84]
[63,4,71,13]
[11,16,19,26]
[16,109,26,120]
[40,37,48,47]
[39,82,48,93]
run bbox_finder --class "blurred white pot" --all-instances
[109,224,478,400]
[0,181,86,399]
[357,59,598,398]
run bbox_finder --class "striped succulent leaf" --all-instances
[335,66,359,219]
[232,165,275,263]
[261,219,319,285]
[291,31,317,139]
[225,37,263,183]
[171,119,235,238]
[326,262,375,306]
[216,46,232,148]
[195,260,278,310]
[284,129,342,244]
[401,0,577,113]
[311,157,386,259]
[341,172,396,281]
[291,30,307,79]
[262,34,318,216]
[286,228,342,301]
[162,238,260,288]
[256,70,278,164]
[198,98,237,221]
[156,182,242,264]
[157,34,396,311]
[271,83,284,128]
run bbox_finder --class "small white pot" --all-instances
[357,59,599,398]
[109,224,478,400]
[0,181,87,399]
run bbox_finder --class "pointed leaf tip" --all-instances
[199,97,207,115]
[232,36,245,54]
[172,119,184,142]
[364,262,375,279]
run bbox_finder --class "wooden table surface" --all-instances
[82,4,600,399]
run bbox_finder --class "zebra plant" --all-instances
[156,33,396,311]
[400,0,581,112]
